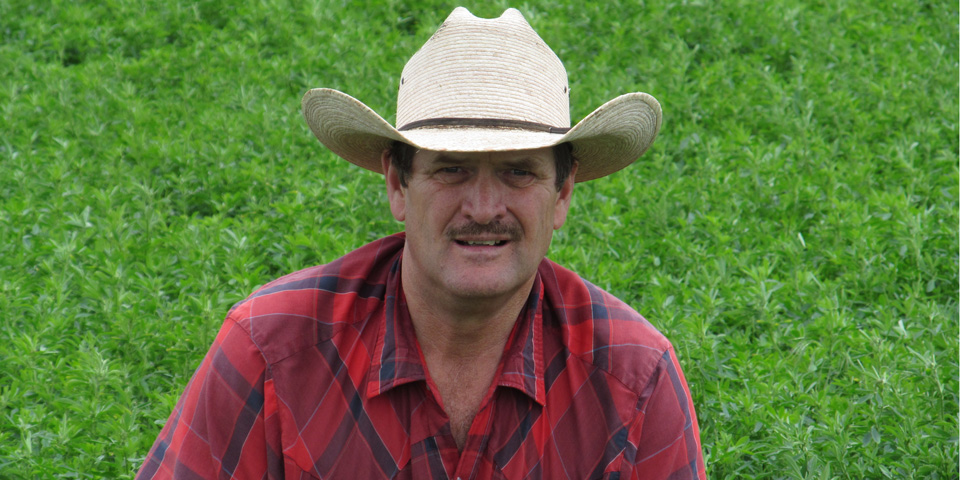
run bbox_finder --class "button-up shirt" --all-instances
[137,233,705,479]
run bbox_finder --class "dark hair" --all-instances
[389,141,576,190]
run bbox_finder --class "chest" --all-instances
[271,357,637,479]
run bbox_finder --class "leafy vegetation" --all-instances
[1,0,956,478]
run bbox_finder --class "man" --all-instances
[138,7,705,480]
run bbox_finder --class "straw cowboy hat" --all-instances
[302,7,661,182]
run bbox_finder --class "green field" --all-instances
[1,0,957,478]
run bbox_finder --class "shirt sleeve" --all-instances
[136,316,283,479]
[625,346,706,479]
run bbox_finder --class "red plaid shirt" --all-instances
[138,233,705,479]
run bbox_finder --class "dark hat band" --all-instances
[398,117,571,134]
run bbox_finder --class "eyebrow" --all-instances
[501,158,540,170]
[426,154,548,171]
[431,155,471,165]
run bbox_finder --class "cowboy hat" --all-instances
[302,7,661,182]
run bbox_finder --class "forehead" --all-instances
[414,147,556,169]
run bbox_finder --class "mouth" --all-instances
[455,239,508,247]
[447,221,520,249]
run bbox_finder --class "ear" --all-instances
[552,161,578,230]
[382,149,406,222]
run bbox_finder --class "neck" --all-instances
[401,262,534,363]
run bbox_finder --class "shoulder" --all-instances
[224,233,405,363]
[538,258,674,394]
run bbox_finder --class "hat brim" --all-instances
[302,88,661,182]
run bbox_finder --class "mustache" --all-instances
[445,221,522,240]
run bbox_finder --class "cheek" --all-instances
[408,190,459,230]
[521,197,561,238]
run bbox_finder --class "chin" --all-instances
[445,273,528,300]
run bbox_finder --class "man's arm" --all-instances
[626,346,706,479]
[137,316,281,479]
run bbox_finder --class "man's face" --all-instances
[383,147,576,302]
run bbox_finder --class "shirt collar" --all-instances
[494,274,547,405]
[366,259,547,406]
[365,254,428,398]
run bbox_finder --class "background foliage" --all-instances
[0,0,957,478]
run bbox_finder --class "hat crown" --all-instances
[396,8,570,129]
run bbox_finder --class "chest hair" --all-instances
[432,360,498,451]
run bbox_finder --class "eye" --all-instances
[433,166,469,183]
[502,168,538,187]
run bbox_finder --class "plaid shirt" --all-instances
[138,233,705,479]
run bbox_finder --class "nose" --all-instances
[461,172,506,224]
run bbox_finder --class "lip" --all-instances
[453,238,510,248]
